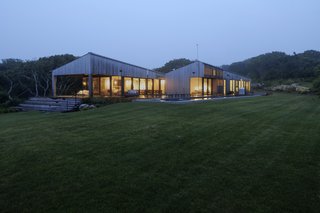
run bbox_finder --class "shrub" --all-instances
[312,77,320,95]
[0,91,9,104]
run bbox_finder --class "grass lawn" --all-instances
[1,93,320,212]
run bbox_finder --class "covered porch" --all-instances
[52,74,165,98]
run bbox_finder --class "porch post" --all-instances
[52,74,57,97]
[121,76,124,96]
[88,74,93,98]
[202,78,204,96]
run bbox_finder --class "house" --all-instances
[52,52,250,98]
[165,61,250,97]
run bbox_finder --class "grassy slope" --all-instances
[1,94,320,212]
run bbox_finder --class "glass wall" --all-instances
[154,79,160,95]
[140,79,146,95]
[190,77,202,97]
[100,77,110,96]
[133,78,139,91]
[208,79,212,95]
[81,76,163,97]
[245,81,251,93]
[147,79,153,95]
[229,80,235,94]
[235,80,239,93]
[160,80,165,94]
[124,77,132,93]
[112,76,122,96]
[203,78,208,95]
[93,77,100,95]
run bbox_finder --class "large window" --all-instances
[112,76,122,96]
[203,78,208,95]
[82,77,88,90]
[124,77,132,93]
[100,77,110,96]
[208,79,212,95]
[93,77,100,95]
[133,78,139,91]
[235,80,239,93]
[140,79,146,95]
[190,77,202,97]
[154,79,160,95]
[230,80,235,93]
[160,80,165,94]
[239,80,244,88]
[245,81,251,93]
[147,79,153,95]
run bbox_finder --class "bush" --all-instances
[0,91,9,104]
[312,77,320,95]
[0,106,20,114]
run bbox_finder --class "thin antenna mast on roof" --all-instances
[196,44,199,61]
[196,43,201,96]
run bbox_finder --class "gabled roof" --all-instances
[87,52,151,71]
[52,52,164,77]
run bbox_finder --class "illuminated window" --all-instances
[147,79,153,95]
[82,77,88,90]
[208,79,212,95]
[190,77,202,97]
[160,79,165,94]
[93,77,100,95]
[112,76,122,96]
[133,78,139,91]
[245,81,251,93]
[124,77,132,93]
[235,80,239,92]
[140,79,146,95]
[100,77,110,96]
[154,79,160,94]
[203,78,208,95]
[224,80,226,96]
[230,80,235,93]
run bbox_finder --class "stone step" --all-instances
[24,100,80,106]
[20,104,78,112]
[19,97,82,112]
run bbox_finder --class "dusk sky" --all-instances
[1,0,320,68]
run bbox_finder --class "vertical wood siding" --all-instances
[165,62,204,95]
[52,53,163,79]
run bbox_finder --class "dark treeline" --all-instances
[222,50,320,81]
[154,58,193,73]
[1,50,320,104]
[0,55,76,101]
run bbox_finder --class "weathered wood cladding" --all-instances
[165,61,251,96]
[52,53,163,79]
[53,54,92,76]
[223,71,250,94]
[89,53,162,79]
[165,62,204,95]
[52,52,251,97]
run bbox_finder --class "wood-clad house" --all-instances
[165,61,251,97]
[52,52,250,98]
[52,52,165,97]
